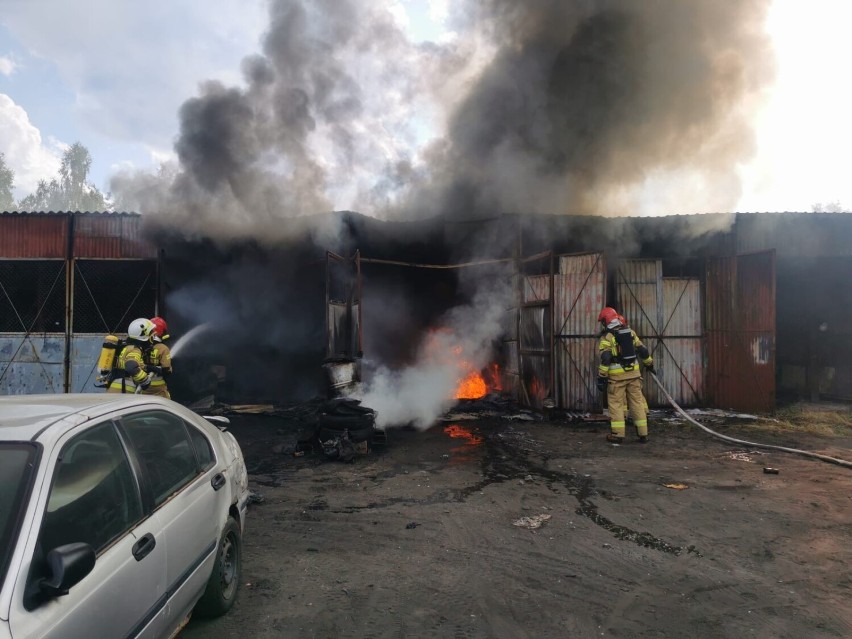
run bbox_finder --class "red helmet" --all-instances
[150,316,169,339]
[597,307,620,326]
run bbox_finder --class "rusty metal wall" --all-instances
[0,333,65,394]
[0,214,68,258]
[0,212,155,259]
[705,252,776,412]
[73,214,157,259]
[554,253,606,411]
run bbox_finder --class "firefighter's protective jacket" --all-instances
[107,343,149,392]
[598,327,653,380]
[147,340,172,391]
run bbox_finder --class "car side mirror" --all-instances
[203,415,230,431]
[39,543,96,597]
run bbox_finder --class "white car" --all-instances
[0,394,249,639]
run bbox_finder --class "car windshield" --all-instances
[0,443,38,585]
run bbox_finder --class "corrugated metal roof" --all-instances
[0,211,140,216]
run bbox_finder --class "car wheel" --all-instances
[194,516,241,618]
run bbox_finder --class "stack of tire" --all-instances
[317,397,377,444]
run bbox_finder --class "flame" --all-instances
[456,370,487,399]
[423,327,501,401]
[529,375,546,400]
[444,424,484,445]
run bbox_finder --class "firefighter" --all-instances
[596,307,654,443]
[143,316,173,399]
[107,318,155,393]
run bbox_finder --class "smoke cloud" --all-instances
[356,272,512,429]
[113,0,773,237]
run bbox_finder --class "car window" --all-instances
[121,411,200,507]
[41,423,142,555]
[0,443,38,585]
[186,424,215,470]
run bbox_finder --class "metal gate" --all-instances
[705,251,776,412]
[615,260,703,407]
[0,258,157,394]
[71,259,158,392]
[0,260,67,394]
[517,252,553,409]
[554,252,606,411]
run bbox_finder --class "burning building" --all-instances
[2,210,851,425]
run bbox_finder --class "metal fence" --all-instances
[0,258,157,394]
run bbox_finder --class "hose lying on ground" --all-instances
[648,372,852,470]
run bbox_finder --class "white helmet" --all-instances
[128,317,155,343]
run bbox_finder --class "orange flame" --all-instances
[529,375,546,400]
[456,370,488,399]
[444,424,484,445]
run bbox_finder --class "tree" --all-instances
[17,142,108,211]
[0,152,15,211]
[811,201,848,213]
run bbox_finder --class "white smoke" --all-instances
[357,275,511,430]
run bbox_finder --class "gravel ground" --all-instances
[180,411,852,638]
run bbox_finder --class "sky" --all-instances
[0,0,850,214]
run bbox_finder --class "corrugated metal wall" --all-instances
[0,215,68,257]
[553,253,606,411]
[705,251,776,412]
[616,260,702,406]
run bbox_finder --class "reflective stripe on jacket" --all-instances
[107,344,148,392]
[147,341,172,387]
[598,327,652,379]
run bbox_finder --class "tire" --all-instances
[194,516,242,618]
[319,425,375,444]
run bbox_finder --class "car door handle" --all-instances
[132,533,156,562]
[211,473,226,491]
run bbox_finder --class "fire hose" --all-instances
[648,372,852,470]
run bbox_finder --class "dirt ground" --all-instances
[181,407,852,639]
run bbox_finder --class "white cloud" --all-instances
[0,94,62,199]
[1,0,267,147]
[0,56,16,76]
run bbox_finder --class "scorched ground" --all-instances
[181,410,852,638]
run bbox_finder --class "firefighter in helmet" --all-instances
[107,318,155,394]
[596,307,654,443]
[143,316,173,399]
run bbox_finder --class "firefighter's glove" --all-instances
[139,373,153,390]
[596,377,608,393]
[148,365,163,376]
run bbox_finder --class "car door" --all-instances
[118,410,225,629]
[9,420,167,639]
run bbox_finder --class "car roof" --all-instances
[0,394,178,441]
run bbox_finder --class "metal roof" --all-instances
[0,211,140,217]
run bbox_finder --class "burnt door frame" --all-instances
[516,251,553,409]
[325,250,363,359]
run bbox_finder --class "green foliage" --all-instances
[0,153,15,211]
[17,142,108,212]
